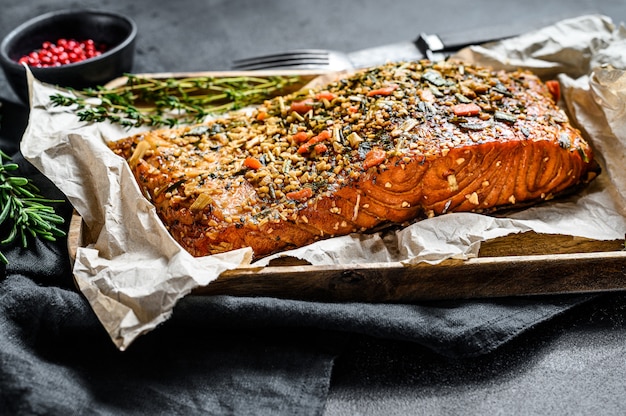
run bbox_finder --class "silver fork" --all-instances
[231,49,354,71]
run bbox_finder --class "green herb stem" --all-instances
[0,150,66,265]
[51,74,302,129]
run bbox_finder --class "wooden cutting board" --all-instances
[68,213,626,302]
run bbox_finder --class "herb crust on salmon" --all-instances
[109,60,597,258]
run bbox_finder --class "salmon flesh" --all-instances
[109,60,598,258]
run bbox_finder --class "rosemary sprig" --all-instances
[50,74,302,128]
[0,150,66,265]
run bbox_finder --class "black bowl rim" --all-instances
[0,8,137,71]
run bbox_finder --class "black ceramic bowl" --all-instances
[0,9,136,103]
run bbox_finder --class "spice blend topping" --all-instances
[109,60,596,258]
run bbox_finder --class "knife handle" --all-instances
[421,25,518,52]
[415,11,593,59]
[415,24,519,61]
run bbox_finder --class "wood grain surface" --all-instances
[68,212,626,301]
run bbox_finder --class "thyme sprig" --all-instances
[0,150,66,265]
[50,74,302,128]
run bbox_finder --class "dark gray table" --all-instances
[2,1,626,415]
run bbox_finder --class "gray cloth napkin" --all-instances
[177,293,592,358]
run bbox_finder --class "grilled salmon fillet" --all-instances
[109,60,597,258]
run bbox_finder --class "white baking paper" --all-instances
[20,14,626,350]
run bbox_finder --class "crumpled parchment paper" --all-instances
[20,14,626,350]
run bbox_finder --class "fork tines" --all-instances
[232,49,330,70]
